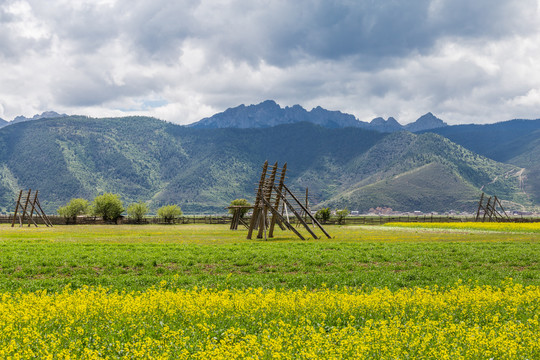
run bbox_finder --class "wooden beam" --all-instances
[475,192,484,222]
[248,161,268,239]
[268,163,287,237]
[272,185,319,239]
[27,190,39,227]
[35,198,53,227]
[262,197,304,240]
[258,162,278,239]
[482,196,492,222]
[11,190,23,227]
[282,184,332,239]
[19,189,32,227]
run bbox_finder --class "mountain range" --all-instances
[189,100,448,133]
[0,111,68,128]
[0,101,537,214]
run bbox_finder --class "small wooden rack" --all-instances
[228,205,253,230]
[475,192,509,222]
[11,189,53,227]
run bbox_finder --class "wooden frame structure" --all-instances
[475,192,509,222]
[11,189,53,227]
[228,206,253,230]
[247,161,331,240]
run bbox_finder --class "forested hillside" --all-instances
[425,119,540,204]
[0,116,530,214]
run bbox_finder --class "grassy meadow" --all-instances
[1,223,540,358]
[1,223,540,292]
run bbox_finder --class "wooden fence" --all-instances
[1,213,539,226]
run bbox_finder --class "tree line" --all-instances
[58,194,349,225]
[57,193,182,224]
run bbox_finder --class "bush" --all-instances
[92,193,124,222]
[127,202,148,223]
[335,208,350,225]
[315,208,331,223]
[228,199,251,218]
[157,205,182,224]
[57,198,89,224]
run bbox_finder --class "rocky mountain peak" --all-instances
[405,112,447,132]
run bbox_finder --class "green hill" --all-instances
[425,120,540,207]
[320,132,526,212]
[0,116,530,214]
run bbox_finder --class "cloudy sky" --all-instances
[1,0,540,125]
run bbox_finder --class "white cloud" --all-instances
[1,0,540,124]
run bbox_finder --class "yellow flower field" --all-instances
[1,282,539,359]
[385,221,540,233]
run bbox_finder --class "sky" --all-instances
[1,0,540,125]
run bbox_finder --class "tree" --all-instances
[92,193,124,222]
[57,198,89,224]
[157,204,182,224]
[335,208,350,225]
[315,208,331,223]
[127,202,148,223]
[228,198,251,218]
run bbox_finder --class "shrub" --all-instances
[157,205,182,224]
[335,208,350,225]
[92,193,124,222]
[127,202,148,223]
[228,199,252,218]
[57,198,89,224]
[315,208,331,223]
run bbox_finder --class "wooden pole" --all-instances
[258,162,278,239]
[272,185,319,239]
[262,197,304,240]
[19,189,32,227]
[27,190,39,227]
[268,163,287,237]
[475,192,484,222]
[482,197,492,222]
[35,198,53,227]
[282,184,332,239]
[11,190,23,227]
[248,161,268,239]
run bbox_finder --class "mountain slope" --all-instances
[424,119,540,205]
[0,116,529,213]
[324,162,480,212]
[320,132,526,212]
[424,119,540,162]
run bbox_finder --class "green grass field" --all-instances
[2,223,540,358]
[1,223,539,292]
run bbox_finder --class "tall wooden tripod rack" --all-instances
[247,161,330,240]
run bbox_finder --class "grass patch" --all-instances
[0,224,539,292]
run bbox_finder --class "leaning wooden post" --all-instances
[35,198,53,227]
[248,161,268,239]
[482,196,492,222]
[19,189,32,227]
[475,192,484,222]
[11,190,23,227]
[283,184,332,239]
[27,190,39,227]
[258,162,278,239]
[268,163,287,237]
